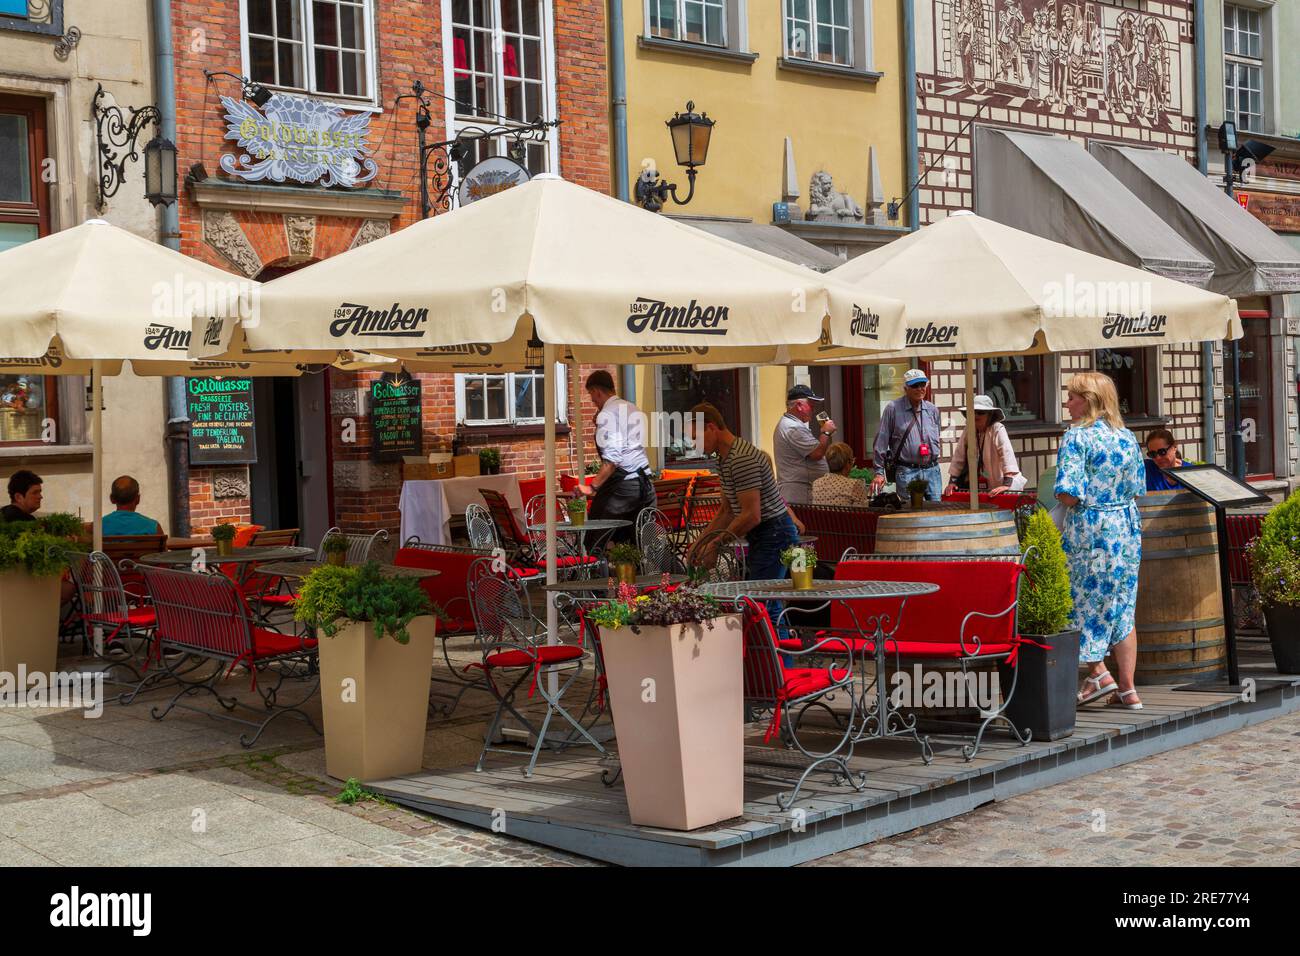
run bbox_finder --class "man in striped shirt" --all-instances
[686,403,799,584]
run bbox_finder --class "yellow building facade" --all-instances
[615,0,910,460]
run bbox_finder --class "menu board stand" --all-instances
[370,372,422,463]
[187,377,257,466]
[1167,465,1272,688]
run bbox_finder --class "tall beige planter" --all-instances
[601,614,744,830]
[0,570,61,676]
[316,616,437,782]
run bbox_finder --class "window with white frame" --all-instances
[1224,3,1264,133]
[448,0,554,175]
[243,0,375,101]
[650,0,727,47]
[457,366,567,427]
[785,0,853,67]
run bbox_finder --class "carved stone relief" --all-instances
[213,469,251,499]
[203,210,262,277]
[285,215,316,261]
[350,218,391,249]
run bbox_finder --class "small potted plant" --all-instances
[907,477,929,510]
[210,522,237,557]
[781,544,817,590]
[479,447,501,475]
[321,533,349,567]
[999,507,1080,740]
[606,543,641,585]
[0,516,75,676]
[295,562,440,780]
[566,495,587,527]
[1248,490,1300,673]
[590,584,742,830]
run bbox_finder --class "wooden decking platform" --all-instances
[373,647,1300,866]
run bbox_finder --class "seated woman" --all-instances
[946,395,1027,496]
[1144,427,1199,492]
[811,443,870,507]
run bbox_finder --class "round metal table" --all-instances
[540,573,686,595]
[525,519,633,535]
[254,560,439,580]
[699,578,941,762]
[139,545,314,568]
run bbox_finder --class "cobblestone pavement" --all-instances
[805,708,1300,867]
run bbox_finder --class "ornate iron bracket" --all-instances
[52,24,79,59]
[403,80,560,219]
[92,83,161,211]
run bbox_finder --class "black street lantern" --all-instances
[143,134,178,208]
[636,101,715,212]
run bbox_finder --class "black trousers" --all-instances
[589,471,656,546]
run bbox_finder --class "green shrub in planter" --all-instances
[1248,490,1300,672]
[0,522,74,577]
[1017,508,1073,636]
[294,562,438,644]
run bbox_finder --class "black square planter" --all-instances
[999,629,1080,741]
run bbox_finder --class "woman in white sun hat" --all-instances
[945,394,1027,496]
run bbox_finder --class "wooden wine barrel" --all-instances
[1133,491,1226,684]
[874,506,1021,556]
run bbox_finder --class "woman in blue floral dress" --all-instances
[1054,372,1146,710]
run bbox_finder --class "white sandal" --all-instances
[1111,688,1143,711]
[1077,670,1117,706]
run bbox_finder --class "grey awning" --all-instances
[974,128,1215,287]
[1089,142,1300,296]
[670,216,844,272]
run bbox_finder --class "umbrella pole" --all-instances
[543,345,558,665]
[92,360,104,552]
[572,360,585,480]
[966,358,978,512]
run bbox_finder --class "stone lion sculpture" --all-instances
[808,171,864,223]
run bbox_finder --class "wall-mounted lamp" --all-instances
[635,101,715,212]
[92,84,177,210]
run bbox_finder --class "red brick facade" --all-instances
[171,1,610,534]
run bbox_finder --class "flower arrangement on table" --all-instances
[321,532,350,566]
[780,544,818,590]
[606,543,641,584]
[586,582,722,633]
[210,521,237,557]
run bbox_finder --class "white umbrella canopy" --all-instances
[828,211,1241,358]
[826,211,1242,510]
[193,174,907,364]
[0,221,314,549]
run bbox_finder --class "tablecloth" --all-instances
[399,474,526,546]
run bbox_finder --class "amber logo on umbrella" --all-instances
[1102,312,1168,339]
[850,304,881,340]
[626,297,730,335]
[905,322,960,347]
[331,302,430,338]
[142,323,190,351]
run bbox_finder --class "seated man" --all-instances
[2,469,42,522]
[1144,428,1200,492]
[102,475,165,536]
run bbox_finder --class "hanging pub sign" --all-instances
[458,156,530,206]
[218,93,378,188]
[370,371,422,462]
[187,377,257,465]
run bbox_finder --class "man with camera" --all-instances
[870,369,944,501]
[774,384,836,505]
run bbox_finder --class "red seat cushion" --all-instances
[85,607,157,629]
[538,555,598,569]
[484,645,583,669]
[783,667,851,699]
[813,632,1016,658]
[251,628,317,658]
[777,637,802,651]
[508,565,542,579]
[255,593,297,606]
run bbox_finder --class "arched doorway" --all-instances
[247,262,332,547]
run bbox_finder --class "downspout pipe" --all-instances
[1194,0,1218,466]
[609,2,638,405]
[151,0,191,535]
[903,0,919,231]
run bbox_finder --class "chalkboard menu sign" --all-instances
[187,377,257,465]
[370,372,422,461]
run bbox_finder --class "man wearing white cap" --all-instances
[870,368,944,501]
[773,384,836,505]
[945,394,1027,496]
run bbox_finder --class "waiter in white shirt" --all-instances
[576,369,656,543]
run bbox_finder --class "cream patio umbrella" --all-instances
[193,174,909,641]
[0,220,317,550]
[826,210,1242,509]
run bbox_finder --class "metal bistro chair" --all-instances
[478,488,533,562]
[523,494,601,580]
[685,528,747,585]
[131,562,321,747]
[636,507,684,576]
[66,551,156,682]
[316,527,389,564]
[465,503,501,552]
[465,557,605,777]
